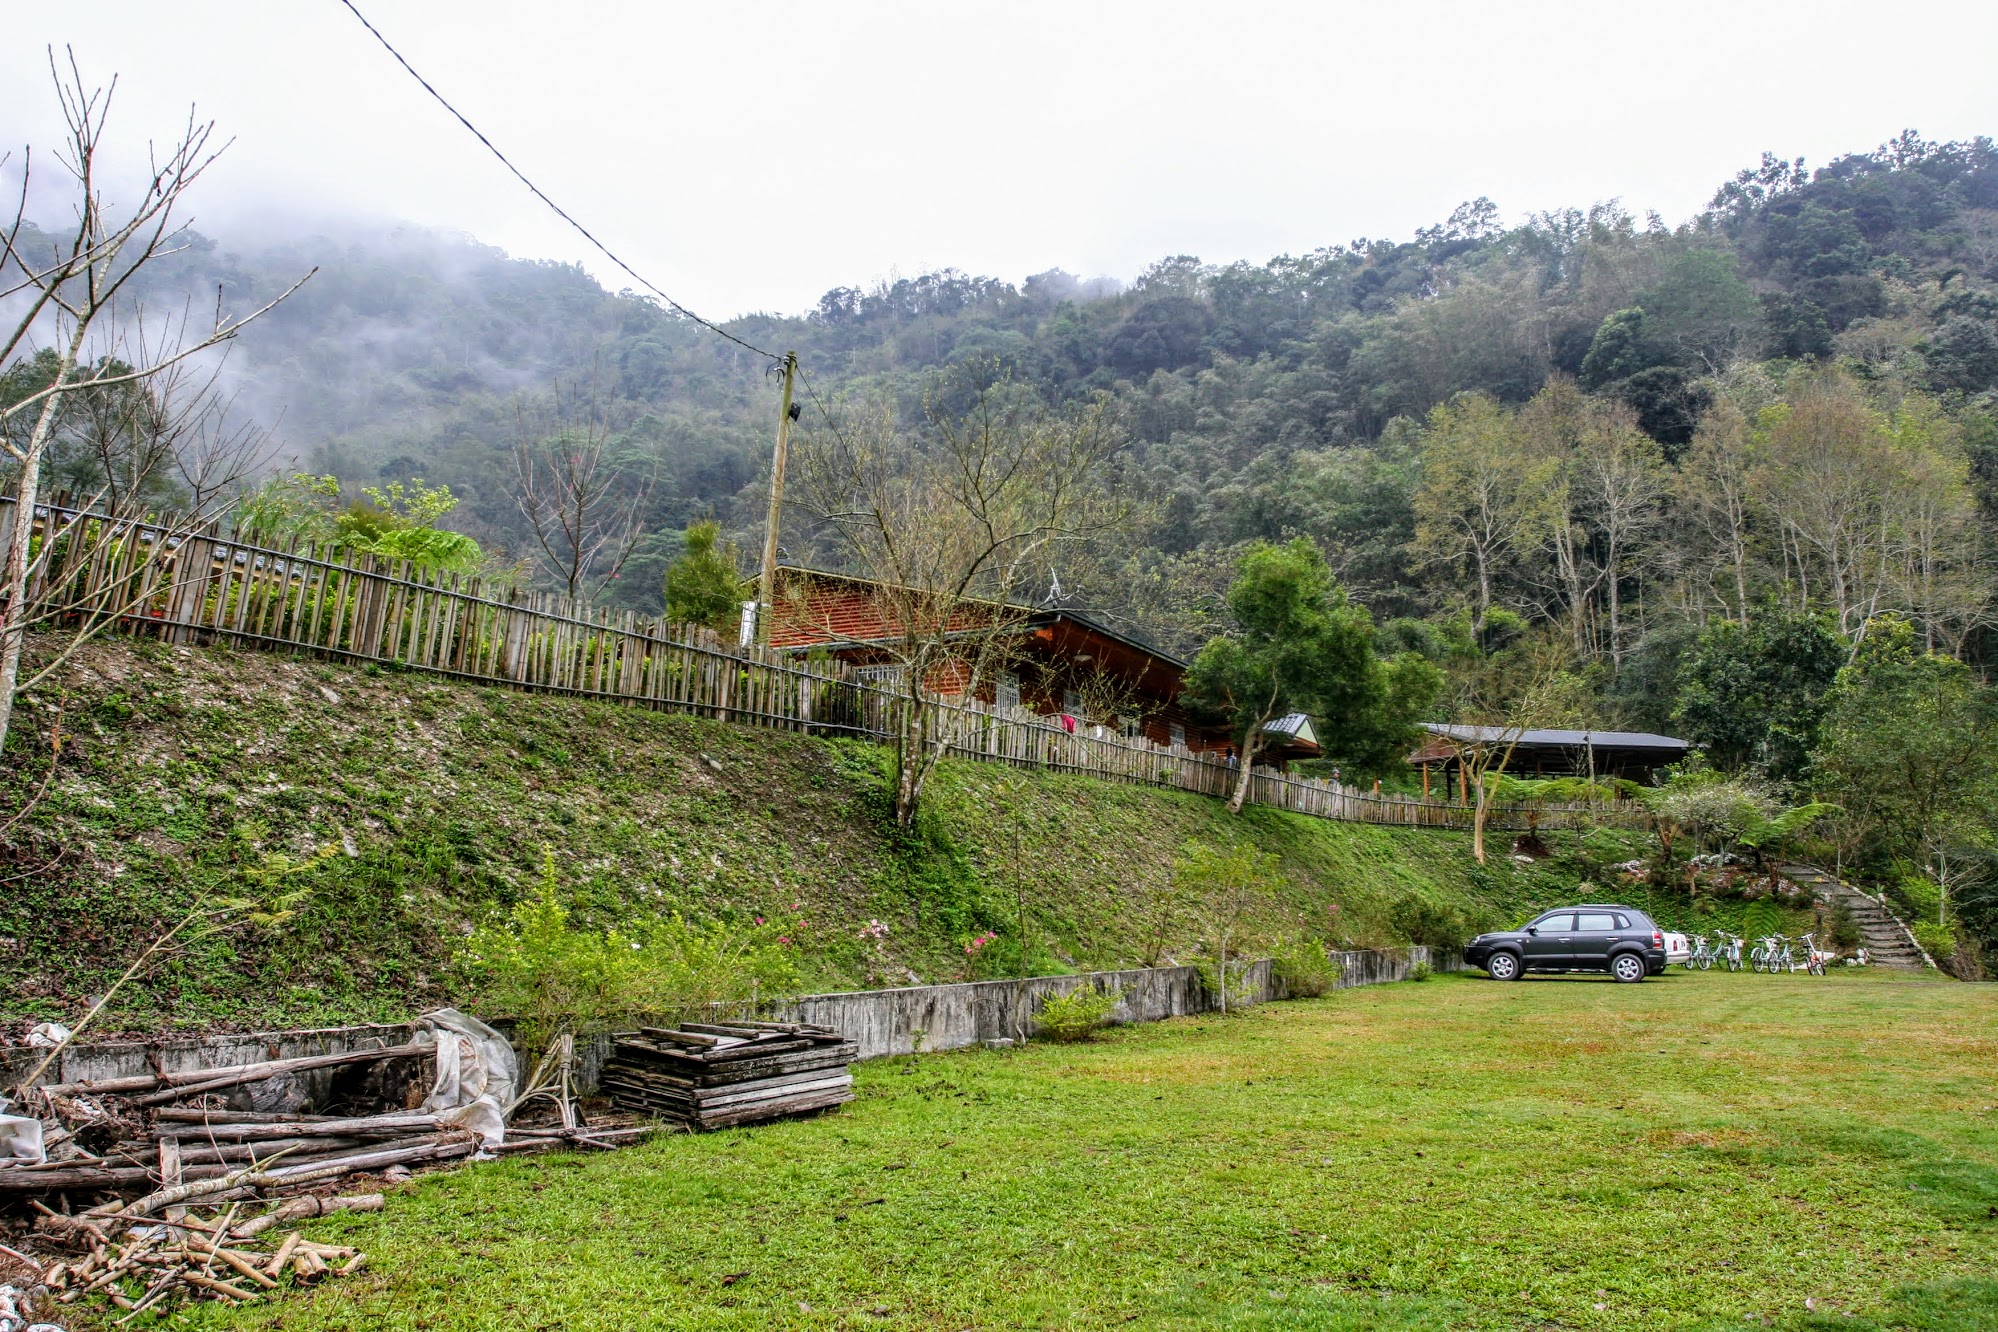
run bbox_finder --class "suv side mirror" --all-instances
[1525,926,1538,935]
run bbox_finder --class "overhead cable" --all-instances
[333,0,780,362]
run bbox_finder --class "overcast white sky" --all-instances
[4,1,1995,319]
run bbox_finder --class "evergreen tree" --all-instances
[663,522,745,631]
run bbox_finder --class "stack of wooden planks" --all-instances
[600,1022,855,1131]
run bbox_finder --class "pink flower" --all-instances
[755,916,765,926]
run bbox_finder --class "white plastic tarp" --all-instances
[0,1113,44,1167]
[410,1008,516,1150]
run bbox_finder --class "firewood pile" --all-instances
[0,1012,662,1320]
[600,1022,855,1131]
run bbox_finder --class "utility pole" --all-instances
[755,351,799,645]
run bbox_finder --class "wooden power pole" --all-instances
[756,351,799,645]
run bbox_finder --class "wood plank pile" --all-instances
[600,1022,855,1131]
[0,1040,661,1317]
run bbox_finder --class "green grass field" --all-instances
[187,969,1997,1331]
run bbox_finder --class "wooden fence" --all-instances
[2,494,1647,835]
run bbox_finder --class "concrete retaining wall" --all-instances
[6,947,1450,1102]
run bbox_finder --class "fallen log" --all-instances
[160,1113,445,1143]
[153,1108,336,1125]
[124,1043,433,1108]
[234,1192,383,1239]
[251,1135,478,1187]
[31,1041,429,1102]
[0,1162,225,1193]
[159,1136,373,1168]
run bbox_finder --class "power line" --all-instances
[333,0,781,363]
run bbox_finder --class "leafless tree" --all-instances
[511,382,655,601]
[45,328,275,519]
[0,51,310,759]
[789,368,1130,827]
[1677,396,1759,626]
[1437,634,1593,863]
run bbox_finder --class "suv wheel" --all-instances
[1487,951,1522,982]
[1611,952,1646,984]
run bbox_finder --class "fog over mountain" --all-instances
[4,0,1996,316]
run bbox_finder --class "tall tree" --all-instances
[511,384,656,601]
[1573,400,1666,667]
[791,368,1129,828]
[1677,396,1760,624]
[1672,609,1843,779]
[1753,371,1896,636]
[1412,393,1549,633]
[0,54,305,759]
[662,520,746,632]
[1181,539,1408,814]
[1814,616,1997,871]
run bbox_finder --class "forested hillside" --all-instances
[8,130,1997,969]
[38,132,1990,650]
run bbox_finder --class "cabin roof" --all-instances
[1418,723,1689,751]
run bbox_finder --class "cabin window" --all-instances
[1062,688,1082,715]
[1170,721,1186,750]
[995,671,1020,711]
[856,664,906,689]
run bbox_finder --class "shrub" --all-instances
[1035,985,1122,1042]
[1826,902,1863,952]
[1390,896,1470,950]
[1195,957,1262,1012]
[456,850,799,1050]
[1272,936,1342,997]
[1407,961,1434,983]
[1912,920,1956,970]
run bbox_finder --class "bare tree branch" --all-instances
[0,52,308,758]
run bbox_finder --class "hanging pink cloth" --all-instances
[1058,713,1077,734]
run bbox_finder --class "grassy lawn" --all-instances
[187,969,1997,1331]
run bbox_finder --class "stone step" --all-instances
[1776,863,1935,971]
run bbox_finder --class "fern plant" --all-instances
[1271,935,1342,997]
[1034,985,1122,1042]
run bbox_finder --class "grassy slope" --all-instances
[4,634,1720,1036]
[183,969,1997,1332]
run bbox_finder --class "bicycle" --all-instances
[1797,932,1830,976]
[1751,934,1793,973]
[1715,934,1745,972]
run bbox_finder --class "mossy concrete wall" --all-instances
[5,948,1453,1099]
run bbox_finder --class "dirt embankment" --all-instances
[0,634,1574,1038]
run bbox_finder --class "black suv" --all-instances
[1464,905,1666,983]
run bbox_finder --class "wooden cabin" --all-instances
[763,567,1321,765]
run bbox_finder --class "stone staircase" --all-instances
[1779,863,1930,970]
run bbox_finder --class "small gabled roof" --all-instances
[1264,713,1318,743]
